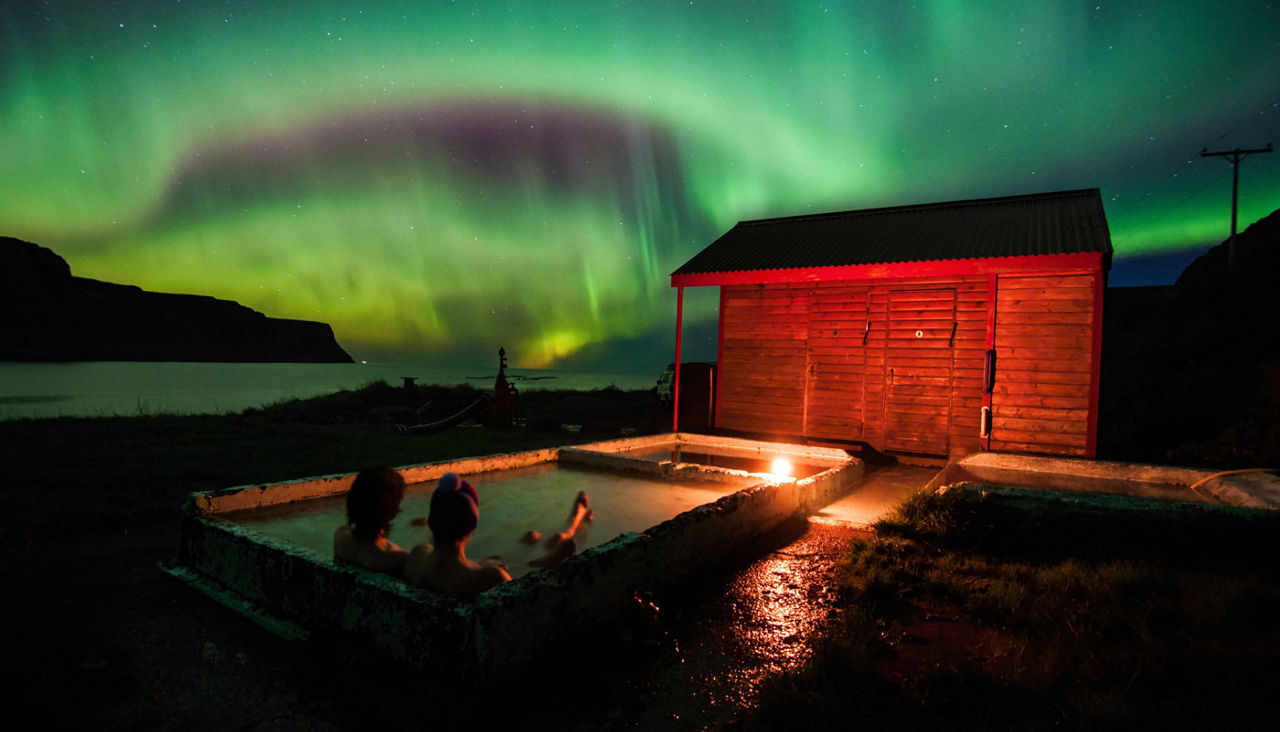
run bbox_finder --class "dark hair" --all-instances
[346,466,406,541]
[428,487,479,543]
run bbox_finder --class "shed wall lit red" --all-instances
[671,189,1112,459]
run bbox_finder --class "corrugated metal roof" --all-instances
[673,189,1112,276]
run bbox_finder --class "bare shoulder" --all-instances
[485,561,512,583]
[371,544,410,575]
[333,525,356,561]
[474,561,511,592]
[448,559,510,598]
[403,543,433,585]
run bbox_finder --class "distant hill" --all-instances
[1176,207,1280,290]
[1100,208,1280,467]
[0,237,353,363]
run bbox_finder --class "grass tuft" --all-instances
[751,482,1280,727]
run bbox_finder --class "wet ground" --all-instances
[19,462,931,729]
[581,463,930,726]
[604,520,875,728]
[812,463,939,528]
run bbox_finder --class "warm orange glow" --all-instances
[769,458,793,478]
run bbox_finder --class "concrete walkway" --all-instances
[809,463,942,528]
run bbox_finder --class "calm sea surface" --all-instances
[0,362,659,421]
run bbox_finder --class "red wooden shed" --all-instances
[669,189,1113,459]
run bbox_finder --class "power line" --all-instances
[1200,143,1273,269]
[1108,170,1229,253]
[1106,97,1279,252]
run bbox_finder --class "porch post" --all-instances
[673,286,684,433]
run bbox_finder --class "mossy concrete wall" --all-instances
[944,452,1280,509]
[191,447,559,514]
[175,435,862,675]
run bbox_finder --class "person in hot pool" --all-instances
[404,473,510,598]
[333,466,414,576]
[404,473,595,598]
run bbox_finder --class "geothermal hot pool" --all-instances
[930,463,1212,503]
[172,435,861,673]
[570,433,851,481]
[227,463,742,578]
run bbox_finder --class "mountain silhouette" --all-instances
[1,237,352,363]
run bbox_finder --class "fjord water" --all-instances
[0,361,657,420]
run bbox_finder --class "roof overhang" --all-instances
[671,251,1108,288]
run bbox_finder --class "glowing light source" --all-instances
[769,457,794,479]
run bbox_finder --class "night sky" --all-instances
[3,1,1277,368]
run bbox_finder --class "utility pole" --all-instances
[1200,143,1272,270]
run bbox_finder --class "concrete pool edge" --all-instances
[173,434,864,674]
[561,431,854,487]
[926,452,1280,509]
[189,447,561,515]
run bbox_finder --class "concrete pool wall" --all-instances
[926,452,1280,509]
[564,431,856,491]
[172,433,861,674]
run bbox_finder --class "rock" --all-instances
[0,237,353,363]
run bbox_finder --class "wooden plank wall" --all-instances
[717,283,810,435]
[805,286,868,441]
[943,277,989,457]
[883,288,957,455]
[874,276,988,457]
[989,273,1096,456]
[717,276,989,457]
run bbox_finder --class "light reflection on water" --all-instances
[724,552,834,672]
[227,463,742,578]
[667,522,852,717]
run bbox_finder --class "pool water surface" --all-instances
[227,463,743,578]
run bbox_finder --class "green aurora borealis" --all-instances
[3,1,1277,367]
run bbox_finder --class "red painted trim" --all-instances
[714,287,727,429]
[671,252,1106,288]
[1086,270,1105,458]
[673,287,684,433]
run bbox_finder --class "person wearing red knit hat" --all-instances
[404,472,511,598]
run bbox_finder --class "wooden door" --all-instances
[716,284,810,436]
[989,273,1097,456]
[804,286,868,440]
[883,288,957,454]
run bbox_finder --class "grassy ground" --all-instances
[749,486,1280,729]
[1,381,675,728]
[6,380,1280,727]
